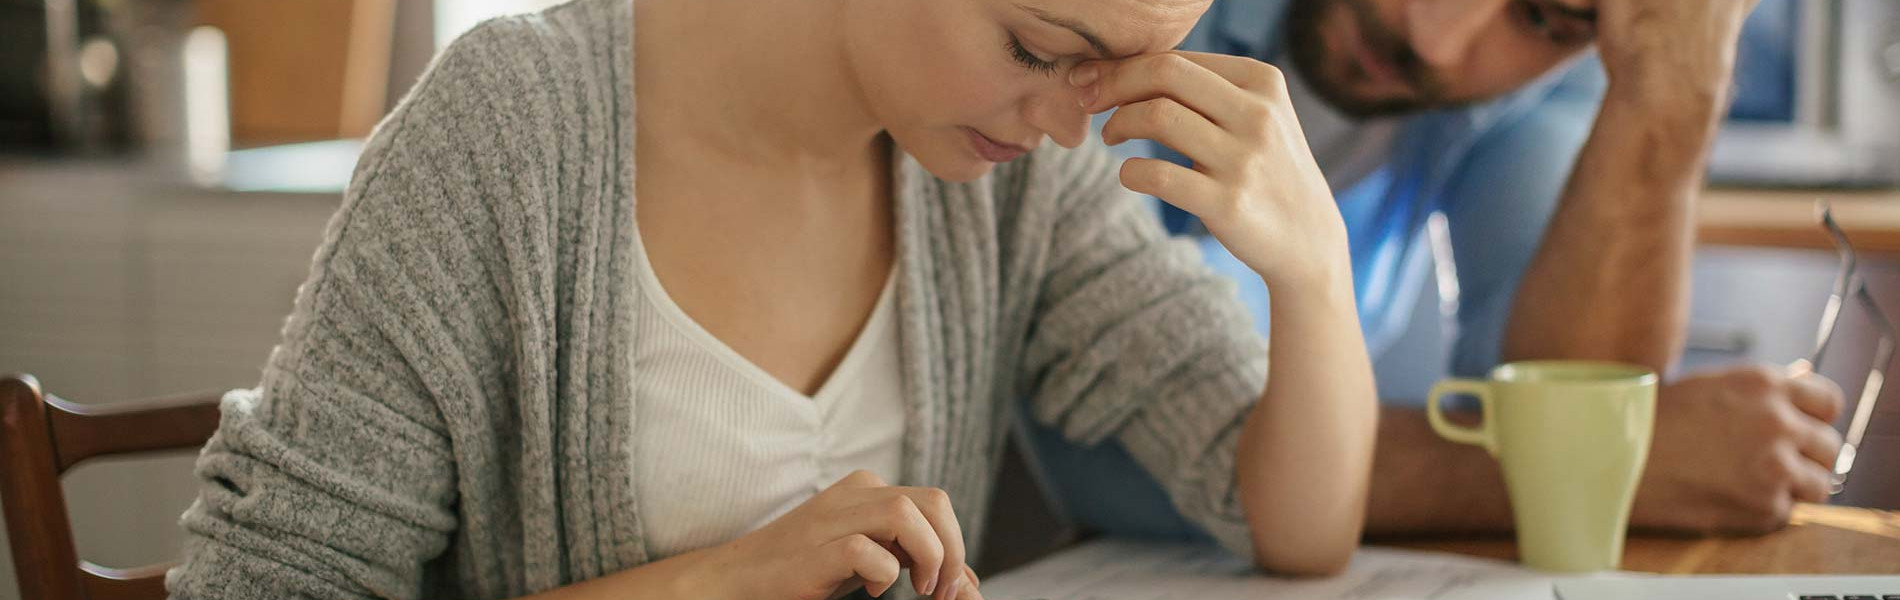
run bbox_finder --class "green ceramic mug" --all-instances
[1426,360,1658,573]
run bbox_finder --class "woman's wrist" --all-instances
[1265,272,1357,324]
[1250,240,1352,298]
[1229,200,1351,291]
[675,542,742,599]
[515,544,734,600]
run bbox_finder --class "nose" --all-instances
[1406,0,1511,69]
[1023,83,1091,149]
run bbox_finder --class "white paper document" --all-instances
[982,540,1559,600]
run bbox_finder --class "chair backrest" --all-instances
[0,374,222,600]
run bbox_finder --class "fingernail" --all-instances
[1077,85,1098,109]
[1069,63,1100,87]
[922,574,938,595]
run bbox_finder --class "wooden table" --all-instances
[1700,187,1900,254]
[1385,504,1900,574]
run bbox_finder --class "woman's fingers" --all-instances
[892,487,967,600]
[1167,50,1290,96]
[1080,52,1258,129]
[962,564,984,600]
[1119,157,1224,218]
[1082,49,1303,222]
[823,534,902,598]
[876,539,915,568]
[848,493,946,596]
[817,471,969,599]
[1098,48,1334,282]
[1099,97,1241,172]
[959,578,985,600]
[820,487,962,597]
[831,469,890,490]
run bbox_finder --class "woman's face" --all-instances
[841,0,1210,182]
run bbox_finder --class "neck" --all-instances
[636,0,885,166]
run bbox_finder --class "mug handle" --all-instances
[1427,379,1498,457]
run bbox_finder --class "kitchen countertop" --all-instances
[1700,186,1900,255]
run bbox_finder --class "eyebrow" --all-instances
[1013,3,1116,59]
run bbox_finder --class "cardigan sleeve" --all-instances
[164,19,544,598]
[1016,140,1271,560]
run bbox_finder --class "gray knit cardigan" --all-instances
[166,0,1271,597]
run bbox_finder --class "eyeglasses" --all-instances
[1806,202,1894,495]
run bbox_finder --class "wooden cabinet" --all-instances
[194,0,396,145]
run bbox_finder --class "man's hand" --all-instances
[1596,0,1759,103]
[1631,364,1846,534]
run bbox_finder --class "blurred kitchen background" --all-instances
[1,1,564,597]
[0,0,1897,598]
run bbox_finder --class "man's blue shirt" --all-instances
[1021,0,1610,540]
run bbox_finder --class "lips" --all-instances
[1353,38,1401,86]
[1342,11,1402,88]
[962,127,1029,163]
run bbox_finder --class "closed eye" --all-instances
[1513,0,1595,46]
[1006,33,1060,75]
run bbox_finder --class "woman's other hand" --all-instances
[695,470,978,600]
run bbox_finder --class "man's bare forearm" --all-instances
[1384,2,1762,537]
[1406,95,1725,535]
[1502,88,1725,373]
[1364,405,1515,535]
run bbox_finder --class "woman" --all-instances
[166,0,1377,597]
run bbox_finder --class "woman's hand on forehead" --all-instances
[1070,50,1350,287]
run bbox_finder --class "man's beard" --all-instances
[1285,0,1452,118]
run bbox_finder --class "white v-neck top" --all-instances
[629,230,906,559]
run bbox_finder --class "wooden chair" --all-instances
[0,374,222,600]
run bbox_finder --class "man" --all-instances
[1029,0,1847,540]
